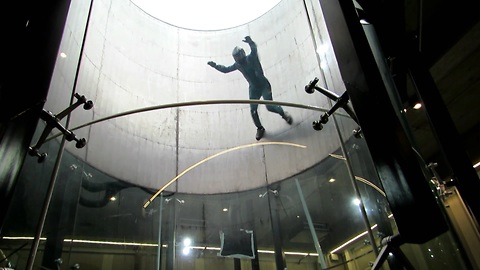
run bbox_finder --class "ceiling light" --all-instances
[353,198,361,206]
[413,103,422,110]
[360,19,370,25]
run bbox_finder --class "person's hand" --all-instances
[207,61,216,67]
[242,36,252,43]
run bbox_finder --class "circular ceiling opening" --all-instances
[131,0,282,30]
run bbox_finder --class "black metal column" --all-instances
[234,258,241,270]
[0,0,72,232]
[250,232,260,270]
[246,199,260,270]
[41,168,81,270]
[317,0,448,244]
[406,41,480,226]
[165,200,176,270]
[268,192,286,270]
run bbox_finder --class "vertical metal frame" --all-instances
[316,0,448,244]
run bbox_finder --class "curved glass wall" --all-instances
[0,0,471,269]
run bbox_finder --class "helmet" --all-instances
[232,46,246,63]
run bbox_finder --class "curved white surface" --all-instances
[46,0,356,194]
[131,0,282,30]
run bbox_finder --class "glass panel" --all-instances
[1,146,470,269]
[0,0,473,270]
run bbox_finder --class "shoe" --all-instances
[256,127,265,141]
[283,112,293,125]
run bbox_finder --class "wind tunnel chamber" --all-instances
[0,0,473,269]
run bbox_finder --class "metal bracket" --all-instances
[305,77,362,137]
[28,93,94,162]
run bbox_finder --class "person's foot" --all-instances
[283,112,293,125]
[256,127,265,141]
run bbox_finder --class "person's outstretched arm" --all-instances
[243,36,257,57]
[207,61,237,73]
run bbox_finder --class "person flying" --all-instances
[208,36,292,140]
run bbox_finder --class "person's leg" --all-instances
[262,82,293,124]
[262,82,285,116]
[250,86,265,140]
[249,86,263,128]
[250,104,263,128]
